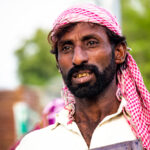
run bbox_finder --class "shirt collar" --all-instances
[53,97,128,129]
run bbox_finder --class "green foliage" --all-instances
[15,29,59,86]
[122,0,150,90]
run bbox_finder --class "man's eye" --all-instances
[61,45,73,53]
[87,40,99,47]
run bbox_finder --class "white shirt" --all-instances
[16,98,136,150]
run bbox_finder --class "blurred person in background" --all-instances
[16,4,150,150]
[11,98,64,149]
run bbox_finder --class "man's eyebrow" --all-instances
[58,40,73,46]
[81,34,98,41]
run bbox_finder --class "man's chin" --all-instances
[68,83,99,98]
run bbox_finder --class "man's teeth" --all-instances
[77,73,90,78]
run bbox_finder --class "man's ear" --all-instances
[115,43,127,64]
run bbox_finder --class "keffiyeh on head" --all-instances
[51,4,121,39]
[50,4,150,149]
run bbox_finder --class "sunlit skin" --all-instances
[57,23,126,147]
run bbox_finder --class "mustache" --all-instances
[67,64,99,80]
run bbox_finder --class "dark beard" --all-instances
[62,54,116,99]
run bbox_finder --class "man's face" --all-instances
[57,23,117,98]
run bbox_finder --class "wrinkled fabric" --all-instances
[16,100,137,150]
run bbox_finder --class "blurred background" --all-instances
[0,0,150,149]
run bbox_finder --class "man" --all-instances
[17,4,150,150]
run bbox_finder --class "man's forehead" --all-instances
[56,22,107,41]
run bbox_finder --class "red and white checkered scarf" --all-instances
[51,4,150,149]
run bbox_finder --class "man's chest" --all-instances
[76,121,99,147]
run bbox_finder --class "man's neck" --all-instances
[74,79,120,147]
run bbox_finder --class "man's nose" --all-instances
[72,46,88,66]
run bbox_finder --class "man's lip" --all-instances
[72,70,91,78]
[71,71,94,84]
